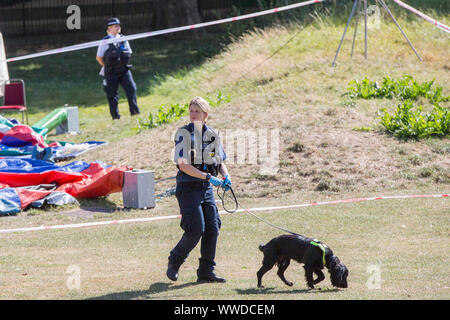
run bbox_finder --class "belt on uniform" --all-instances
[177,181,210,189]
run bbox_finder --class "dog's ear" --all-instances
[329,258,348,288]
[328,255,340,268]
[341,266,349,288]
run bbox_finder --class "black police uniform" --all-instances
[101,18,140,119]
[168,122,226,280]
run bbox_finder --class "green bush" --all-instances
[347,75,449,139]
[134,91,231,132]
[379,101,449,139]
[347,75,449,105]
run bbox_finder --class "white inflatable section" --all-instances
[0,32,9,97]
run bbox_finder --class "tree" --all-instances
[151,0,202,30]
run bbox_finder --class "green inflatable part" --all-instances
[32,107,68,135]
[31,126,48,137]
[0,115,14,130]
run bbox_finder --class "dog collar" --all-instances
[310,240,327,266]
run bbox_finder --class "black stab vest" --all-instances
[103,35,131,74]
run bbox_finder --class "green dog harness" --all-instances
[310,239,328,266]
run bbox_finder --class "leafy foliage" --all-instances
[347,75,449,139]
[347,75,449,105]
[379,101,449,139]
[134,91,231,132]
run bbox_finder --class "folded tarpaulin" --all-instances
[0,141,107,160]
[53,141,108,162]
[0,120,106,161]
[31,192,79,208]
[0,159,130,215]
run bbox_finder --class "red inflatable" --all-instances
[0,160,130,211]
[57,162,127,198]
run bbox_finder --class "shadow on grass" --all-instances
[77,197,121,212]
[235,287,340,295]
[87,282,339,300]
[87,281,201,300]
[22,196,119,216]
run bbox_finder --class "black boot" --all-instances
[166,254,184,282]
[166,262,179,282]
[197,273,226,283]
[197,258,226,283]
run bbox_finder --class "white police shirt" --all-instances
[97,34,132,76]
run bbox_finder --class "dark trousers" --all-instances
[169,182,221,276]
[103,69,140,119]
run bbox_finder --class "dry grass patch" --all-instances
[1,197,448,299]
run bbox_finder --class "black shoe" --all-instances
[112,115,121,120]
[166,263,179,282]
[130,111,140,116]
[197,274,226,283]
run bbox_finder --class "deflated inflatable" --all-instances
[0,158,129,215]
[0,115,106,161]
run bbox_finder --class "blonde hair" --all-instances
[189,96,210,114]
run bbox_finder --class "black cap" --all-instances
[106,17,121,27]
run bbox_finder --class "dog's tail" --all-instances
[258,243,266,252]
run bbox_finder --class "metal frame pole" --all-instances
[332,0,359,67]
[377,0,422,61]
[351,0,362,58]
[363,0,368,59]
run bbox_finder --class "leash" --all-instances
[216,186,301,236]
[217,186,328,264]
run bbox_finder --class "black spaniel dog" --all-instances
[257,234,348,289]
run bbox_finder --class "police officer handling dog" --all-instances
[96,17,140,120]
[167,96,232,283]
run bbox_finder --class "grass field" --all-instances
[1,3,449,300]
[1,196,448,299]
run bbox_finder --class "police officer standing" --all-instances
[96,17,140,120]
[167,97,232,283]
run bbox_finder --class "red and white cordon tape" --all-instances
[5,0,325,63]
[3,0,448,63]
[393,0,449,33]
[0,193,447,234]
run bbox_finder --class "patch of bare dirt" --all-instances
[76,90,449,202]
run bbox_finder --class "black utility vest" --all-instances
[178,124,222,177]
[103,35,131,75]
